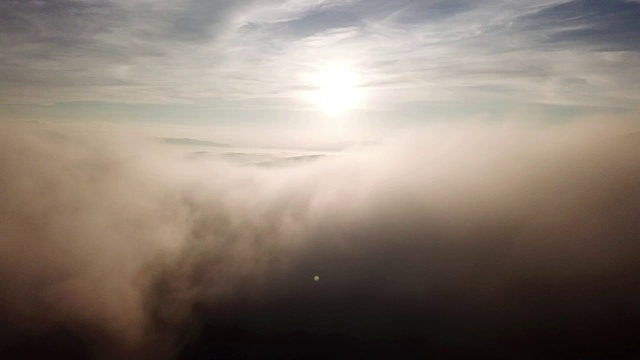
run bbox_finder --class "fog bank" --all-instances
[1,121,640,358]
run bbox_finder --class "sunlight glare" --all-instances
[307,63,364,117]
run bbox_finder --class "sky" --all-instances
[2,0,640,135]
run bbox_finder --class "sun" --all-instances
[306,63,364,117]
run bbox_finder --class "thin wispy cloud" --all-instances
[1,0,639,113]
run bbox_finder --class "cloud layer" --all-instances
[1,120,640,358]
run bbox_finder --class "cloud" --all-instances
[521,0,640,51]
[1,119,640,358]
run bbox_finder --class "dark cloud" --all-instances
[1,120,640,358]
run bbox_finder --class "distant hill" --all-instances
[161,138,232,148]
[304,140,379,152]
[256,154,328,167]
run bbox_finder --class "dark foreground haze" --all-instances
[1,121,640,359]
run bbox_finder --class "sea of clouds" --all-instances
[1,119,639,358]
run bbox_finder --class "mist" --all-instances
[1,120,640,359]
